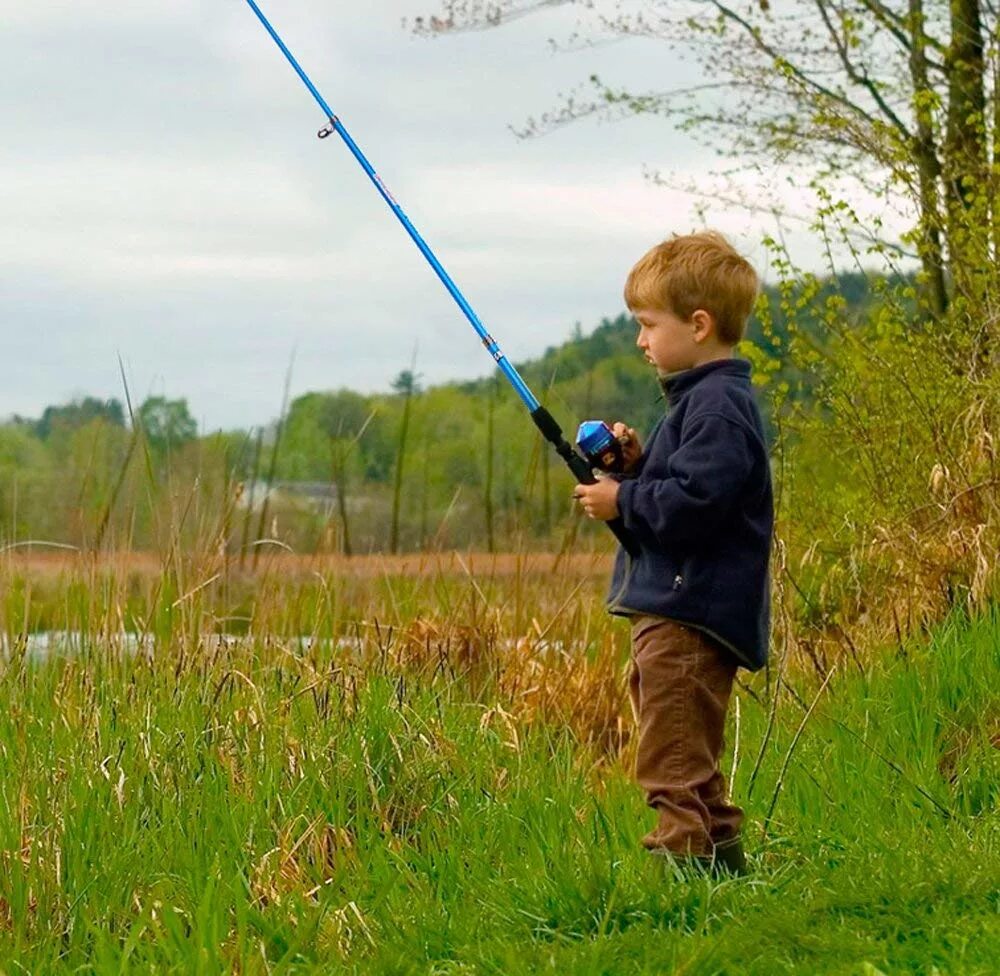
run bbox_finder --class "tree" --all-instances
[414,1,999,370]
[0,424,50,538]
[36,397,125,439]
[316,390,372,440]
[388,369,421,552]
[137,396,197,451]
[273,389,371,484]
[390,370,422,396]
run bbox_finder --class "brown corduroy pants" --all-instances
[628,615,744,856]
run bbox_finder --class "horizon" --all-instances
[3,267,889,434]
[2,1,913,433]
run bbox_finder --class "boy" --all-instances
[573,231,773,876]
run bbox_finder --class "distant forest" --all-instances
[1,273,894,553]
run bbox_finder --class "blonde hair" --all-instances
[624,231,759,345]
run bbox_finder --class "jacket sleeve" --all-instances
[616,411,755,548]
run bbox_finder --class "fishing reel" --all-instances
[576,421,626,474]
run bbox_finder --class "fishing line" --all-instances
[241,0,636,554]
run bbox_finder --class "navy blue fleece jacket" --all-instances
[607,358,773,670]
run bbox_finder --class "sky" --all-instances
[1,0,899,432]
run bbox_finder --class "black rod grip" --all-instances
[531,406,639,557]
[529,404,564,444]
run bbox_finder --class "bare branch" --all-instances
[408,0,572,35]
[852,0,945,63]
[855,0,912,46]
[645,166,918,260]
[410,0,988,290]
[812,0,913,141]
[706,0,898,138]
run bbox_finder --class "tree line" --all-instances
[0,275,881,555]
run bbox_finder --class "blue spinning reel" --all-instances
[575,421,626,474]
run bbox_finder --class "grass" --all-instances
[0,554,997,974]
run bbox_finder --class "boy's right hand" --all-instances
[612,422,642,473]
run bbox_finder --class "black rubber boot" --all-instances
[711,836,748,877]
[649,848,712,879]
[649,837,748,880]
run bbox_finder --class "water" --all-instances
[0,630,364,662]
[0,631,571,662]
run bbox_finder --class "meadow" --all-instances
[5,2,998,967]
[1,552,997,974]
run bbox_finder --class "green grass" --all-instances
[1,578,997,974]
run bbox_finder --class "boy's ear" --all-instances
[690,309,717,344]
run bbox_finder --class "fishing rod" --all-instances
[242,0,637,555]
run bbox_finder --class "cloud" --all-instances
[2,0,896,431]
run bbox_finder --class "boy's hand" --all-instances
[612,422,642,473]
[573,477,620,521]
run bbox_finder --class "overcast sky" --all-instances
[2,0,895,432]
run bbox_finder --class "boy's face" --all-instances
[633,306,719,374]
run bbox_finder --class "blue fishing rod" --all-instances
[243,0,636,555]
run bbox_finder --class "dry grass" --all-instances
[2,550,613,582]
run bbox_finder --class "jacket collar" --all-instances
[658,358,751,407]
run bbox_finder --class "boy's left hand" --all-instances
[573,478,620,521]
